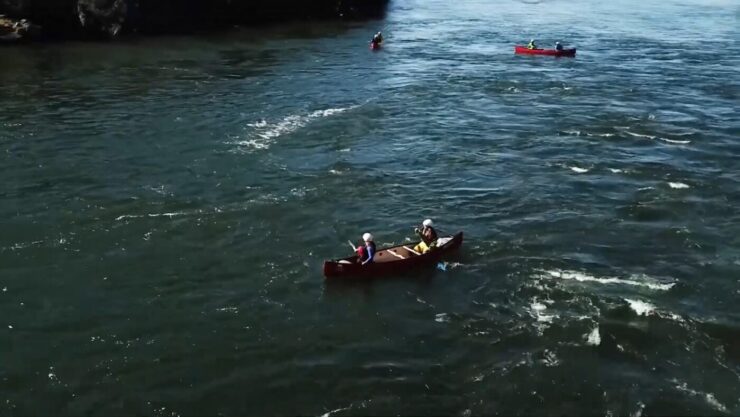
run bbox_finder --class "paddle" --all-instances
[347,240,357,251]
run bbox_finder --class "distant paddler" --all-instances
[370,31,383,49]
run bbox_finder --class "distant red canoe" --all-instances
[323,232,463,279]
[515,45,576,57]
[370,41,382,50]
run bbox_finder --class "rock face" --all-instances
[1,14,41,42]
[0,0,389,40]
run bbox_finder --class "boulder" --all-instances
[77,0,129,37]
[0,14,41,42]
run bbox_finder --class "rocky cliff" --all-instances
[0,0,389,40]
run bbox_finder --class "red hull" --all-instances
[514,45,576,57]
[370,41,382,50]
[323,232,463,279]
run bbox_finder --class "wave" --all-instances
[530,300,555,323]
[2,240,44,252]
[585,326,601,346]
[668,182,690,189]
[540,269,675,291]
[625,298,656,316]
[435,313,450,323]
[672,380,728,413]
[233,105,358,151]
[115,211,196,221]
[623,298,685,322]
[569,166,590,174]
[560,130,616,138]
[529,299,557,336]
[623,131,691,145]
[321,405,354,417]
[560,129,691,145]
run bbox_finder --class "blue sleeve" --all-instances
[364,246,375,264]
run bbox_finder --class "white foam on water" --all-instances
[668,182,690,189]
[609,168,624,173]
[231,139,270,150]
[623,131,691,145]
[659,137,691,144]
[570,166,590,173]
[631,402,646,417]
[531,301,547,312]
[626,132,659,141]
[321,406,352,417]
[541,269,675,291]
[561,130,616,138]
[435,313,450,323]
[585,326,601,346]
[116,211,194,221]
[234,105,357,151]
[672,380,728,413]
[3,240,44,252]
[625,298,656,316]
[542,349,560,367]
[415,297,434,307]
[624,298,685,322]
[529,299,555,323]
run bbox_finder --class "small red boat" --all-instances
[370,41,382,50]
[514,45,576,57]
[323,232,463,279]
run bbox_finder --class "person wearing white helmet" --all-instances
[372,31,383,45]
[361,232,376,265]
[527,38,537,50]
[413,219,439,254]
[555,41,563,51]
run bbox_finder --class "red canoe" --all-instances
[323,232,463,279]
[370,41,382,50]
[514,45,576,57]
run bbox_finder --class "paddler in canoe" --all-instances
[413,219,438,254]
[324,225,463,278]
[348,233,377,265]
[527,39,537,50]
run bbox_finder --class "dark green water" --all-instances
[1,0,739,415]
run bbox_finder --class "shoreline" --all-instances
[0,0,389,44]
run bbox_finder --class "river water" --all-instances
[1,0,739,415]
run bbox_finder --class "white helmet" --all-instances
[362,232,373,242]
[556,41,561,45]
[422,219,433,227]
